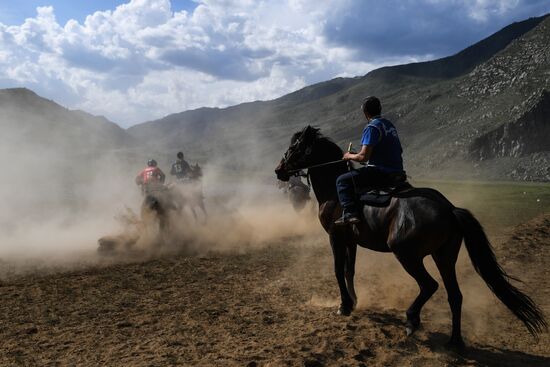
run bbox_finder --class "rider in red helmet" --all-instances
[135,159,166,195]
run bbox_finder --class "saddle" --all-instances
[357,172,412,207]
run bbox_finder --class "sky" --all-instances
[0,0,549,127]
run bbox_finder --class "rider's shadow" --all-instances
[423,331,550,366]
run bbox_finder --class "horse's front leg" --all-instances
[330,231,354,316]
[345,243,358,310]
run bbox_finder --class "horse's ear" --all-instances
[303,125,319,139]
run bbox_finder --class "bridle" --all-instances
[281,134,309,169]
[281,131,346,180]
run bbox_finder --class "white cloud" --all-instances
[0,0,548,126]
[467,0,520,22]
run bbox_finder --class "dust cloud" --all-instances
[100,163,323,256]
[0,90,329,281]
[0,145,140,275]
[0,111,323,278]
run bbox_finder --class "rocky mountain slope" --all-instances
[128,14,550,181]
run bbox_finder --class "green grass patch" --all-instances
[412,180,550,236]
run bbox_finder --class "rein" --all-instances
[286,158,347,189]
[286,159,346,175]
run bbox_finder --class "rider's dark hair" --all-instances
[177,152,184,159]
[361,96,381,116]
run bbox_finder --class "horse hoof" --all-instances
[405,320,419,336]
[336,306,352,316]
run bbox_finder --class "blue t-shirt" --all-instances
[361,117,404,172]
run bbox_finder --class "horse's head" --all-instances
[275,125,320,181]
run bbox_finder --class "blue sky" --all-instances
[0,0,549,127]
[0,0,197,25]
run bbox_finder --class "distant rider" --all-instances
[335,96,406,225]
[170,152,191,181]
[288,173,310,193]
[135,159,166,195]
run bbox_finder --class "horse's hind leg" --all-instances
[432,235,464,349]
[396,252,439,336]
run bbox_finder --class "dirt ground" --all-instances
[0,213,549,366]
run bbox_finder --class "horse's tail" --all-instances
[453,207,547,336]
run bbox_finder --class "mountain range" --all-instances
[2,14,549,182]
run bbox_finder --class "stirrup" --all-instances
[334,212,361,226]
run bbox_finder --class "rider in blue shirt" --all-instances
[335,96,405,225]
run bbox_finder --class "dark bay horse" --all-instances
[274,125,546,348]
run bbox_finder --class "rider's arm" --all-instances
[158,169,166,184]
[343,123,379,163]
[343,145,372,163]
[135,172,143,185]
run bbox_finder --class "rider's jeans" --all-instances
[336,166,388,214]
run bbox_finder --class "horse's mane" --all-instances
[290,130,306,144]
[291,127,343,157]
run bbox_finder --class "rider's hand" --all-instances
[343,152,354,160]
